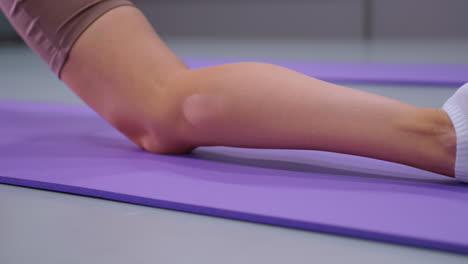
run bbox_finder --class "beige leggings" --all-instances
[0,0,133,78]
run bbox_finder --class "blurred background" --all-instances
[2,0,468,40]
[1,1,468,263]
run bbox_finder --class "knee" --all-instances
[108,80,196,154]
[138,92,227,154]
[135,98,196,155]
[128,69,233,153]
[182,92,230,131]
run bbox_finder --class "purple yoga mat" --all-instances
[183,57,468,86]
[1,100,468,254]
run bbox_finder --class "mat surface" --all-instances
[1,100,468,254]
[184,57,468,86]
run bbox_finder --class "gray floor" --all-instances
[1,39,467,263]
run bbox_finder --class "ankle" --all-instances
[399,107,456,177]
[432,108,457,177]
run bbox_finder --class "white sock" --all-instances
[443,83,468,183]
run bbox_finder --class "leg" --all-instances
[173,63,456,177]
[61,5,191,151]
[63,6,456,177]
[2,3,457,178]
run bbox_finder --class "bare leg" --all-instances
[61,7,456,177]
[174,63,456,177]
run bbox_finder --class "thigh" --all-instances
[0,0,133,77]
[60,5,189,150]
[2,1,190,151]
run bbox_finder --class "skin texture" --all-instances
[61,6,456,177]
